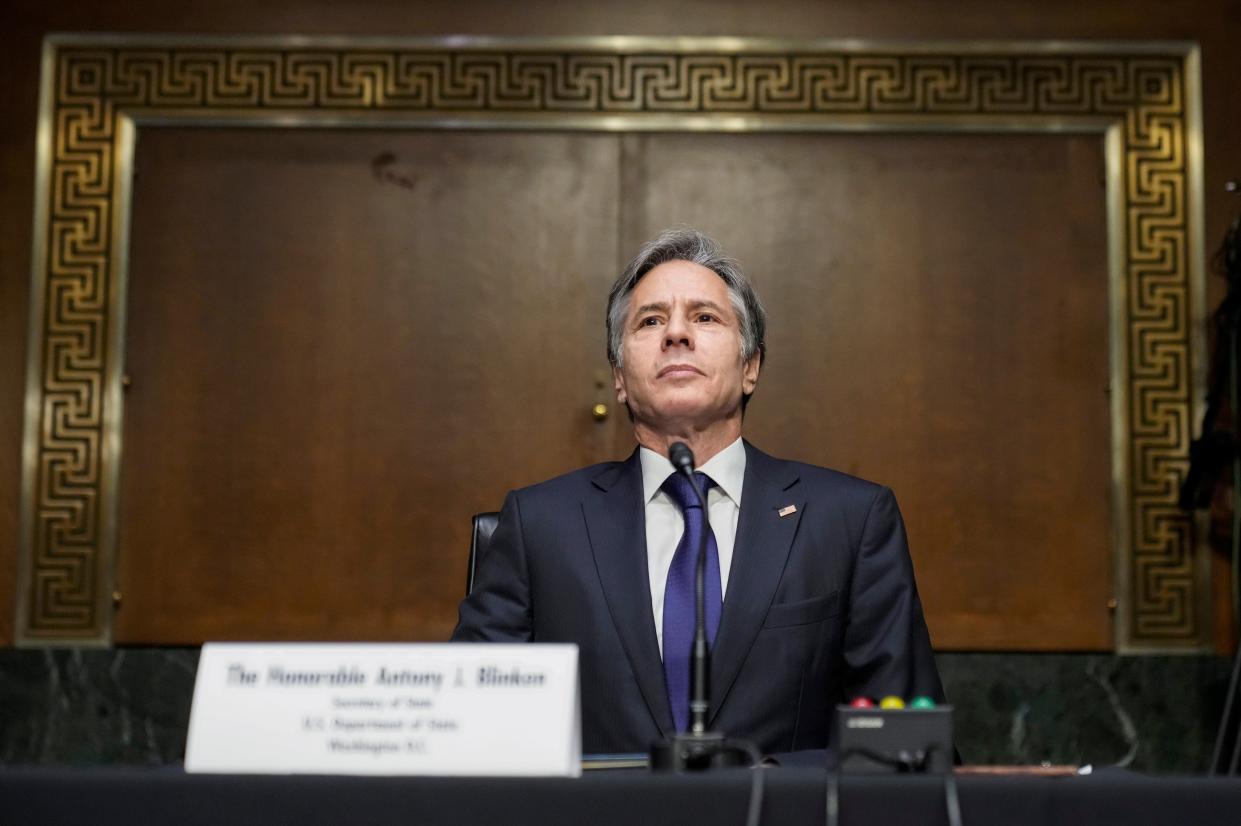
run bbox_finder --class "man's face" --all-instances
[613,260,760,432]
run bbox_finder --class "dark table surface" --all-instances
[3,765,1240,826]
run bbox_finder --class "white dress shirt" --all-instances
[640,437,746,657]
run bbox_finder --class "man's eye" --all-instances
[697,313,717,323]
[639,316,662,327]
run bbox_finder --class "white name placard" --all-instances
[185,643,580,777]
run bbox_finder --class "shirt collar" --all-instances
[639,437,746,507]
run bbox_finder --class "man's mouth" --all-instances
[657,364,704,378]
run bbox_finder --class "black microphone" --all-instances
[668,441,695,474]
[650,442,758,771]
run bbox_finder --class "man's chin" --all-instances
[636,402,741,433]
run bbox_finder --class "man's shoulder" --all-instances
[746,443,890,503]
[792,460,886,493]
[508,456,634,504]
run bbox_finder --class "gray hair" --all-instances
[605,228,767,372]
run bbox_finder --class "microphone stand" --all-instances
[651,443,757,771]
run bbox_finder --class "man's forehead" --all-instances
[632,297,730,314]
[629,260,731,304]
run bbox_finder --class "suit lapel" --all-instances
[581,450,674,737]
[709,441,803,726]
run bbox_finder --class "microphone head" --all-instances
[668,442,695,472]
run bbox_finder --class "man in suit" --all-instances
[453,228,944,756]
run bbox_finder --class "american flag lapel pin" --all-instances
[778,505,797,517]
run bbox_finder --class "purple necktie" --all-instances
[661,471,722,733]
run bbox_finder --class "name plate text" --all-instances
[185,643,580,776]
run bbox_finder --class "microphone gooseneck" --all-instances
[668,441,711,736]
[649,442,756,772]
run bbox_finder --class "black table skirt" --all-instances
[4,766,1240,826]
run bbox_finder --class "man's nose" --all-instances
[663,314,693,350]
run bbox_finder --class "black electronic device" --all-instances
[832,703,955,774]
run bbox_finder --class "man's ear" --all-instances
[612,364,628,404]
[741,353,761,396]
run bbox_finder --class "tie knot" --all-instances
[661,471,715,511]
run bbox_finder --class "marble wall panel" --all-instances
[0,650,1232,772]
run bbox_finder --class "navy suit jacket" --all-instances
[451,441,944,756]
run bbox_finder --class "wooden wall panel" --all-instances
[622,132,1113,649]
[117,126,1111,649]
[116,128,619,642]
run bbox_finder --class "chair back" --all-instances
[466,511,500,596]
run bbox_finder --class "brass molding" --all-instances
[18,35,1207,650]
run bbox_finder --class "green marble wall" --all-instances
[939,654,1231,771]
[0,649,1231,771]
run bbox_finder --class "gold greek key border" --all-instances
[17,35,1207,650]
